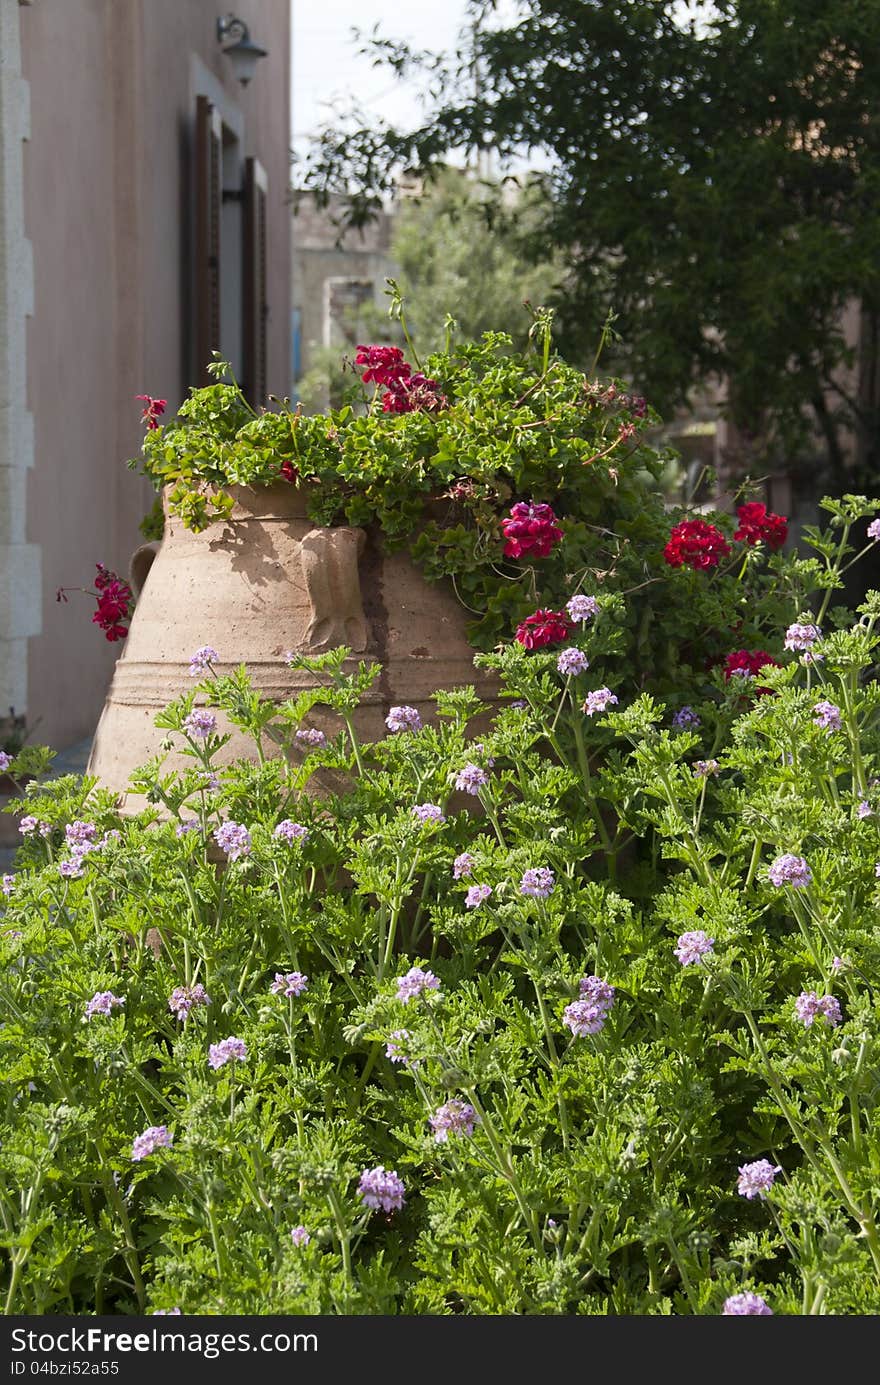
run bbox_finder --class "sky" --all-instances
[291,0,501,167]
[290,0,712,168]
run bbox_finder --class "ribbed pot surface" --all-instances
[87,485,496,808]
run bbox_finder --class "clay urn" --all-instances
[86,485,496,808]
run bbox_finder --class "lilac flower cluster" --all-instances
[868,519,880,541]
[453,852,475,879]
[188,646,219,677]
[563,975,615,1037]
[1,874,14,896]
[692,760,719,777]
[429,1100,479,1143]
[672,706,701,730]
[85,991,124,1020]
[385,1029,411,1064]
[385,705,422,734]
[582,687,618,716]
[465,883,492,909]
[270,971,309,997]
[131,1125,173,1160]
[58,821,105,876]
[213,821,252,860]
[566,594,599,624]
[579,975,615,1007]
[66,821,97,851]
[411,803,445,825]
[19,816,51,837]
[175,820,200,838]
[290,1226,310,1248]
[357,1166,406,1213]
[813,700,842,733]
[396,967,440,1003]
[520,867,555,899]
[674,930,714,966]
[168,983,210,1021]
[736,1158,781,1199]
[722,1292,772,1315]
[557,647,590,677]
[59,823,93,875]
[183,709,217,739]
[858,800,873,820]
[208,1036,248,1069]
[767,854,812,889]
[454,763,489,795]
[794,991,841,1028]
[274,819,309,844]
[295,727,326,749]
[784,622,821,651]
[0,751,12,772]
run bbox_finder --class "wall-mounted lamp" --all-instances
[216,14,268,87]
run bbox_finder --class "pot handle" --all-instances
[129,541,160,598]
[298,527,368,653]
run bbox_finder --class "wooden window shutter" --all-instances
[242,156,268,407]
[194,95,222,384]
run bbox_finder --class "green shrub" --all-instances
[3,497,880,1314]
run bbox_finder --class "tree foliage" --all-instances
[390,167,564,355]
[294,169,563,412]
[303,0,880,485]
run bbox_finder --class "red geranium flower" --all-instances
[90,564,134,642]
[502,502,564,560]
[380,372,447,414]
[58,563,134,643]
[515,608,572,650]
[355,344,411,388]
[734,502,788,550]
[664,519,732,570]
[355,346,446,413]
[723,648,780,695]
[135,394,166,430]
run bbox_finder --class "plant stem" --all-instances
[326,1187,354,1289]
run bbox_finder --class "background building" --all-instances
[0,0,291,753]
[291,189,396,393]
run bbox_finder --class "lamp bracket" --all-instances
[216,14,249,47]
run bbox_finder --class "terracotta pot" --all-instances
[87,485,496,808]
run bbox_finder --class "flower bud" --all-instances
[439,1067,465,1090]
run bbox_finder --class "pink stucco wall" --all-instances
[20,0,290,751]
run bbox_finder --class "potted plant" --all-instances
[83,295,795,804]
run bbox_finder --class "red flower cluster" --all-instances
[502,502,564,560]
[663,519,732,570]
[515,608,572,650]
[723,648,780,695]
[734,502,788,550]
[92,563,133,642]
[381,373,447,414]
[355,344,446,414]
[279,458,298,484]
[355,345,408,387]
[135,394,166,430]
